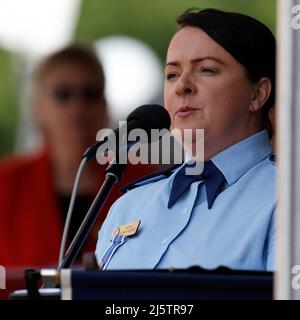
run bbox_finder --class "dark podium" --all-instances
[11,267,273,300]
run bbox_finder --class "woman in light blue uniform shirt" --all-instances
[95,8,276,271]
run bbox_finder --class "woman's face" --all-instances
[34,62,107,150]
[164,26,261,155]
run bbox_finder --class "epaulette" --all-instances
[120,163,182,193]
[269,154,276,163]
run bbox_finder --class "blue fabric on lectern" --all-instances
[69,270,273,300]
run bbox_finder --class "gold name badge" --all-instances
[112,220,141,239]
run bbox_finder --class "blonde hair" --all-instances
[33,43,105,94]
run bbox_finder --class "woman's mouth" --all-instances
[175,106,199,117]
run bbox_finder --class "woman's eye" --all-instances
[166,73,178,80]
[199,68,216,75]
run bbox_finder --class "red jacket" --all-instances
[0,150,157,268]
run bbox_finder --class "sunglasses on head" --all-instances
[48,86,103,103]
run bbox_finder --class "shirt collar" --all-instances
[211,130,272,186]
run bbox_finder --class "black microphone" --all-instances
[83,104,171,162]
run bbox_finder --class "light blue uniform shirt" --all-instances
[95,130,276,271]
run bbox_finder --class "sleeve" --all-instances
[266,209,276,271]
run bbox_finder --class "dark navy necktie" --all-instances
[168,160,226,209]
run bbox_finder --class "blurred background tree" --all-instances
[0,48,18,155]
[0,0,276,156]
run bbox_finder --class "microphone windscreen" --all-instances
[126,104,171,134]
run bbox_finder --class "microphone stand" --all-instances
[57,160,126,270]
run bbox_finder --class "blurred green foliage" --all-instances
[0,0,276,156]
[0,48,17,155]
[75,0,276,61]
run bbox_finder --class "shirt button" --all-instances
[161,238,168,246]
[182,208,189,215]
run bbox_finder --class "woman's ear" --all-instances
[31,95,42,123]
[99,96,109,127]
[249,77,272,112]
[31,93,48,131]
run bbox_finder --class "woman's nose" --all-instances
[175,74,196,95]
